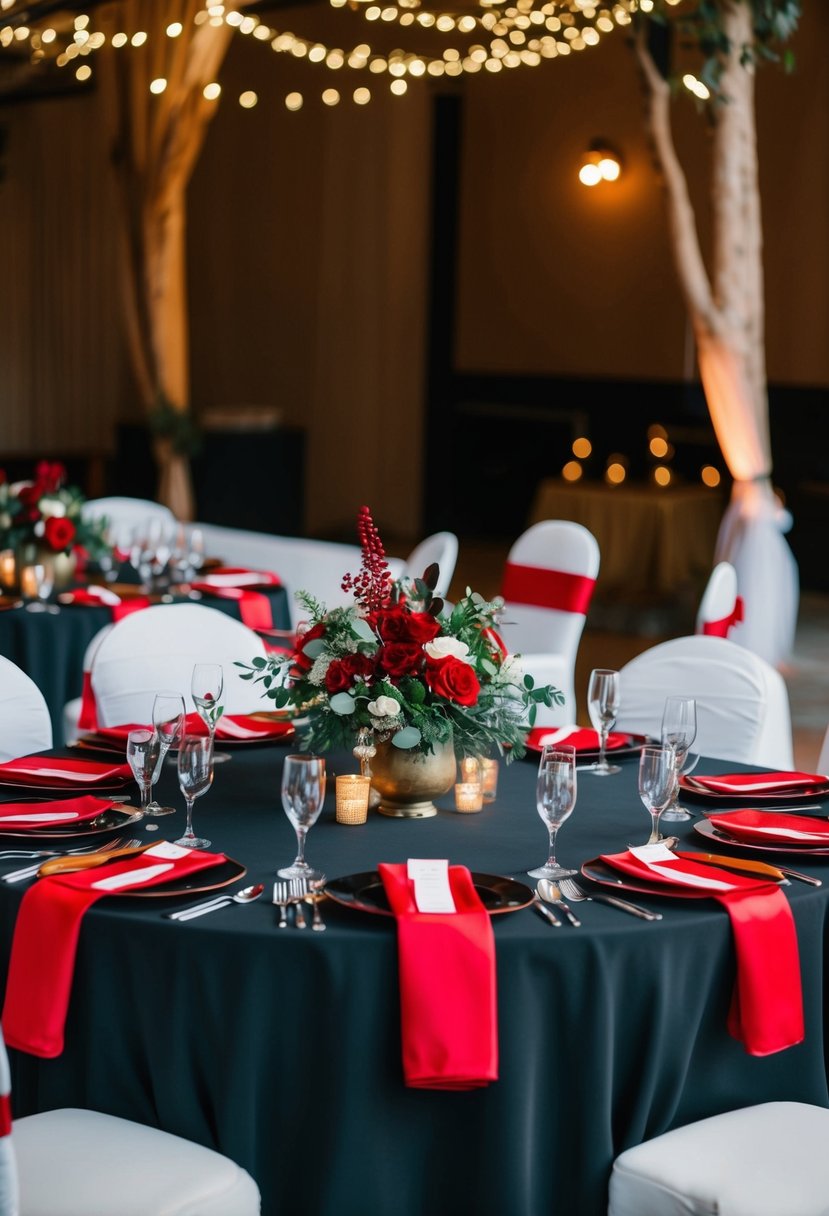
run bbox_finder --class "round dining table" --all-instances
[1,741,827,1216]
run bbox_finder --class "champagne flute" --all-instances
[144,691,185,817]
[587,668,622,776]
[278,754,326,883]
[527,745,577,879]
[126,728,160,820]
[174,734,214,849]
[638,744,678,845]
[660,696,697,822]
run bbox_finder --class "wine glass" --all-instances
[528,745,577,879]
[126,728,161,820]
[638,744,678,845]
[587,668,622,776]
[144,691,185,817]
[20,561,57,614]
[191,664,224,736]
[174,734,214,849]
[278,754,327,883]
[660,695,698,822]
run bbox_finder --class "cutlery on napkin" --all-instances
[378,860,498,1090]
[598,844,803,1056]
[38,842,155,876]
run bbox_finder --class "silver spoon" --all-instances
[165,883,265,921]
[536,879,581,927]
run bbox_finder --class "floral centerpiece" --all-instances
[0,461,111,564]
[238,507,562,765]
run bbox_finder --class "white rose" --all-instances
[38,496,66,519]
[367,695,400,718]
[423,636,470,662]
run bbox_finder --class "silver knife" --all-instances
[532,897,561,927]
[586,891,663,921]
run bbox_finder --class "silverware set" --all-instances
[2,836,140,883]
[273,878,326,931]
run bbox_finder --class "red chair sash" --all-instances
[702,595,744,638]
[0,1094,10,1138]
[501,563,595,615]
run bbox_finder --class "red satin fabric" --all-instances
[707,809,829,846]
[95,714,294,744]
[378,863,498,1090]
[526,727,630,753]
[600,851,804,1056]
[2,847,225,1058]
[501,563,595,614]
[0,795,116,830]
[191,584,273,630]
[0,757,131,788]
[64,588,151,622]
[702,594,745,638]
[692,771,825,795]
[0,1095,10,1139]
[77,671,98,731]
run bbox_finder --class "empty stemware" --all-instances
[638,744,678,845]
[126,728,161,820]
[145,691,186,817]
[278,754,326,883]
[175,733,214,850]
[528,744,577,880]
[587,668,622,776]
[660,695,697,822]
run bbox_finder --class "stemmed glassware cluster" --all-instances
[127,521,205,594]
[528,744,577,880]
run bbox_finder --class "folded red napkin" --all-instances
[708,809,829,846]
[599,845,803,1056]
[0,795,117,830]
[190,567,280,629]
[93,714,293,745]
[691,771,827,796]
[63,587,151,623]
[378,862,498,1090]
[526,726,630,753]
[0,757,132,788]
[2,842,225,1058]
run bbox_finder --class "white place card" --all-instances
[407,858,456,913]
[92,863,175,891]
[629,844,736,891]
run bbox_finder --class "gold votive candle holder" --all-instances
[481,757,499,803]
[335,774,371,825]
[455,757,483,813]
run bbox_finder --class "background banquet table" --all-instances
[1,743,828,1216]
[0,586,290,742]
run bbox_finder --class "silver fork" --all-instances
[273,880,290,929]
[289,878,307,929]
[558,876,662,922]
[3,837,136,883]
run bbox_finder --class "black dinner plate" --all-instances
[0,803,143,840]
[115,856,246,899]
[324,870,534,917]
[694,818,829,857]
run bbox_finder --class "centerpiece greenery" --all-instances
[237,506,562,761]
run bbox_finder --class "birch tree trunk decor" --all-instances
[634,0,801,667]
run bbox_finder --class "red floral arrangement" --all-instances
[239,506,560,759]
[0,461,111,559]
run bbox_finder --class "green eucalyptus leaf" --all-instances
[351,618,377,643]
[302,638,326,660]
[329,692,357,715]
[392,725,422,749]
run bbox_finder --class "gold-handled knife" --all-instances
[682,852,787,883]
[38,843,155,877]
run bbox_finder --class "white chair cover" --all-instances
[81,497,176,529]
[695,560,741,637]
[403,532,459,598]
[194,523,405,628]
[609,1101,829,1216]
[497,520,600,723]
[90,604,268,726]
[818,724,829,777]
[514,653,572,729]
[0,656,52,763]
[61,624,114,745]
[617,635,794,769]
[0,1029,18,1216]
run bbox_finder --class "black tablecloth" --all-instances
[0,587,291,742]
[2,747,828,1216]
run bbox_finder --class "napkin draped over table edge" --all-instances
[378,863,499,1090]
[2,844,226,1058]
[600,847,804,1057]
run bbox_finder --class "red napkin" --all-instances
[0,757,132,788]
[707,810,829,846]
[0,795,117,830]
[378,863,498,1090]
[690,771,827,796]
[526,726,630,753]
[2,842,225,1058]
[92,715,294,745]
[62,587,151,622]
[191,567,280,631]
[599,847,804,1056]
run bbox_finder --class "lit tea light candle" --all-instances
[0,550,16,592]
[335,773,371,825]
[19,565,42,602]
[454,781,483,813]
[481,757,499,802]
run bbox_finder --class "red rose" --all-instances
[379,643,423,679]
[342,652,375,683]
[425,656,481,707]
[292,622,326,674]
[43,516,76,552]
[17,484,42,508]
[325,660,353,694]
[35,461,65,492]
[376,606,441,645]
